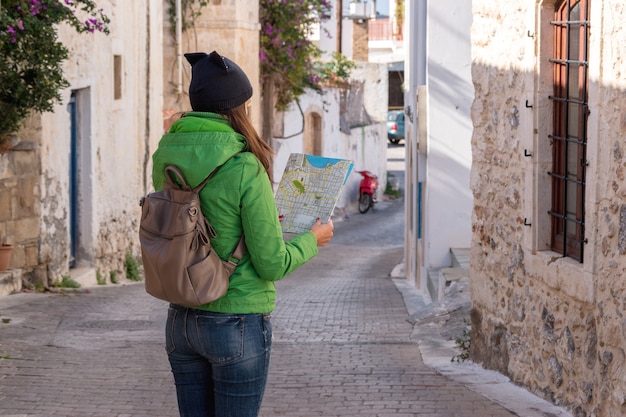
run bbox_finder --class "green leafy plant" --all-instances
[110,269,118,284]
[96,269,106,285]
[124,252,142,282]
[0,0,110,151]
[384,179,401,199]
[54,274,81,288]
[451,320,471,362]
[0,312,10,324]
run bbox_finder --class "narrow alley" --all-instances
[0,144,569,417]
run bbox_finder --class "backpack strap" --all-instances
[163,153,241,193]
[226,235,246,267]
[163,166,192,190]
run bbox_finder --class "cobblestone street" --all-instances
[0,194,521,417]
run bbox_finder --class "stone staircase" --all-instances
[426,248,470,302]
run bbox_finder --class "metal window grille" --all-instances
[547,0,589,262]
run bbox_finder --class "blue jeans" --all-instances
[165,304,272,417]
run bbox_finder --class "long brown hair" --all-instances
[220,104,275,182]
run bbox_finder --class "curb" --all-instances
[392,276,574,417]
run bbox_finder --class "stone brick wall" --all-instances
[162,0,261,131]
[0,116,41,274]
[352,20,369,62]
[470,1,626,416]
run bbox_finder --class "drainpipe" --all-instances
[415,0,427,86]
[336,0,342,53]
[176,0,183,95]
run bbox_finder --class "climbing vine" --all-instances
[260,0,354,110]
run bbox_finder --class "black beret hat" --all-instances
[185,51,253,112]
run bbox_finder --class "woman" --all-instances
[151,51,334,417]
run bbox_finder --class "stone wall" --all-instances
[0,116,41,274]
[470,1,626,416]
[352,19,369,62]
[162,0,261,131]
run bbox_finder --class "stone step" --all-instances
[0,269,23,296]
[426,268,439,302]
[450,247,470,269]
[427,268,465,302]
[440,267,469,282]
[437,267,469,302]
[69,267,98,288]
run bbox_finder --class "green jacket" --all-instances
[152,112,319,314]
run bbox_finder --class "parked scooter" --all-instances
[357,170,379,213]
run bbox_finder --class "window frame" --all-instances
[547,0,590,262]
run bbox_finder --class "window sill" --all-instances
[532,250,594,304]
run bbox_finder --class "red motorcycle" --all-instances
[357,170,379,213]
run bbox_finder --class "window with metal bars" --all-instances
[548,0,589,262]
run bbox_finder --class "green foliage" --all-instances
[96,269,106,285]
[124,252,142,282]
[313,52,356,87]
[110,269,118,284]
[451,320,471,362]
[259,0,354,110]
[54,275,81,289]
[0,0,110,144]
[384,179,401,199]
[0,312,11,324]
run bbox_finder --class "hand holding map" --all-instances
[275,153,353,234]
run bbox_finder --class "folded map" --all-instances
[275,153,354,234]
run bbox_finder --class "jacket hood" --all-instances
[151,112,247,190]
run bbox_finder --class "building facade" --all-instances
[403,0,474,298]
[0,1,164,288]
[470,1,626,415]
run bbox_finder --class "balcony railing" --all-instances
[368,18,402,41]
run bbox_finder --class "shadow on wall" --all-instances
[469,60,626,417]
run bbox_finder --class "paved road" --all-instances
[0,194,516,417]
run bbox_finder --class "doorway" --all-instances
[304,112,322,156]
[67,88,93,268]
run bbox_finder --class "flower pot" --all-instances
[0,245,12,272]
